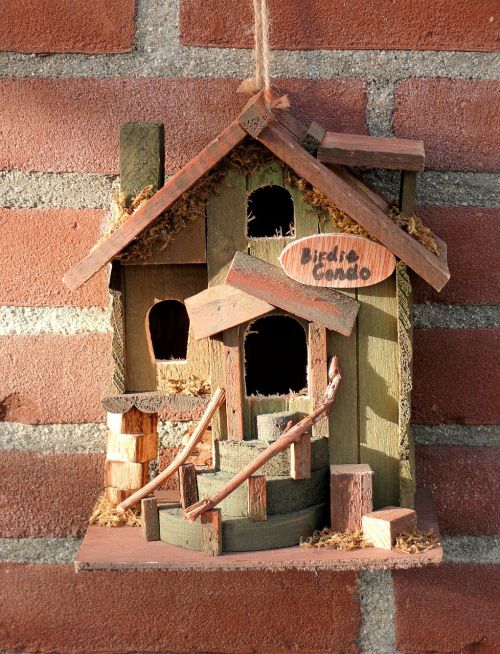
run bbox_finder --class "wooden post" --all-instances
[330,464,373,532]
[362,507,417,550]
[290,433,311,480]
[201,509,222,556]
[399,171,417,217]
[179,463,199,509]
[223,326,245,441]
[141,496,160,541]
[248,475,267,521]
[308,323,328,439]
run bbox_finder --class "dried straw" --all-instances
[89,493,141,528]
[300,528,369,550]
[162,374,211,397]
[394,528,440,554]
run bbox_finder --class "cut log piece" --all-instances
[225,251,359,336]
[107,408,157,435]
[256,411,298,442]
[141,496,160,541]
[105,487,135,506]
[104,460,148,491]
[201,509,222,556]
[362,507,417,550]
[318,131,425,171]
[185,284,273,340]
[330,464,373,531]
[106,431,158,463]
[179,463,199,509]
[290,433,312,480]
[248,475,267,521]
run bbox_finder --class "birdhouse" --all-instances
[65,91,449,559]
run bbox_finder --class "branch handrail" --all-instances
[184,357,341,522]
[116,387,226,513]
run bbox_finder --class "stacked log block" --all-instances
[105,408,158,505]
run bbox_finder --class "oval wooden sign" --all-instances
[279,234,396,288]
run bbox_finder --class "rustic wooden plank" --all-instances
[274,108,308,141]
[318,132,425,171]
[120,122,164,203]
[238,90,275,137]
[247,475,267,521]
[200,509,222,556]
[357,274,400,508]
[330,464,373,532]
[63,121,246,290]
[223,326,245,441]
[290,433,312,480]
[256,121,449,291]
[308,324,328,439]
[106,431,158,463]
[185,284,273,340]
[399,171,417,217]
[279,233,397,289]
[362,507,417,550]
[141,496,160,541]
[179,463,199,509]
[302,121,326,154]
[225,251,359,336]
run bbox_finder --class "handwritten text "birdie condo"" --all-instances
[300,246,371,282]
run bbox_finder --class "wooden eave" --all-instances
[63,90,449,293]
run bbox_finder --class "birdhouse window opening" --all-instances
[147,300,190,363]
[247,185,294,238]
[245,315,307,397]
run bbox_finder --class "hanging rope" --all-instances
[239,0,272,99]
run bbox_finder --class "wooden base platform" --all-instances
[75,489,442,572]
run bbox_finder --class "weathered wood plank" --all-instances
[248,475,267,521]
[225,251,359,336]
[223,326,245,441]
[399,171,417,217]
[120,122,164,203]
[256,121,449,291]
[201,509,222,556]
[141,496,160,541]
[362,507,417,550]
[357,274,400,508]
[63,121,246,290]
[330,464,373,532]
[290,433,312,480]
[179,463,199,509]
[185,284,273,340]
[308,323,328,439]
[318,132,425,171]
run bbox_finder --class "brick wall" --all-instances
[0,1,498,652]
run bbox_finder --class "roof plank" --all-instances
[225,251,359,336]
[318,132,425,171]
[185,284,274,340]
[63,120,247,290]
[256,121,449,291]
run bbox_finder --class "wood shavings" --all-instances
[162,374,211,397]
[394,529,440,554]
[300,527,369,550]
[99,184,154,245]
[89,494,141,528]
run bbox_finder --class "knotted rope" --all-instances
[239,0,276,102]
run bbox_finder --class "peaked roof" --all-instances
[63,91,449,292]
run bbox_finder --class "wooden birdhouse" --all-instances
[65,91,449,559]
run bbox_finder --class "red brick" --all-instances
[0,77,366,174]
[0,334,112,424]
[0,563,360,653]
[394,564,500,653]
[0,0,135,54]
[416,445,500,535]
[413,207,500,305]
[0,209,108,307]
[413,329,500,424]
[0,451,104,537]
[180,0,498,52]
[394,80,500,172]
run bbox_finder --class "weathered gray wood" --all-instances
[120,122,164,203]
[226,251,359,336]
[256,411,298,442]
[399,171,417,217]
[141,496,160,541]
